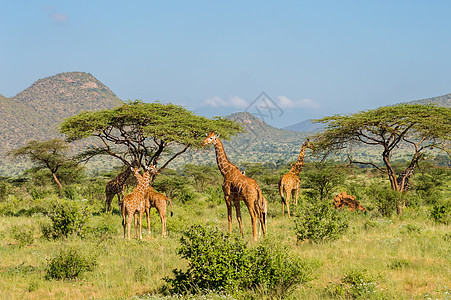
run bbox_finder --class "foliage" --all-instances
[366,183,400,217]
[41,199,91,239]
[45,247,97,280]
[164,225,316,298]
[8,139,74,189]
[0,179,11,201]
[301,162,345,201]
[430,199,451,225]
[294,200,349,243]
[60,100,243,172]
[10,224,35,247]
[314,104,451,210]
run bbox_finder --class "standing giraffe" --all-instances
[396,158,419,192]
[105,166,132,213]
[202,131,267,241]
[121,165,158,240]
[279,139,314,218]
[143,187,173,237]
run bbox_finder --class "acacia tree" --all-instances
[60,100,242,180]
[8,139,72,190]
[313,104,451,215]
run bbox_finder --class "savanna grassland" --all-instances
[0,162,450,299]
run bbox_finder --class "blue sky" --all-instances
[1,1,450,127]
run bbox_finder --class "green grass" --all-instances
[0,196,450,299]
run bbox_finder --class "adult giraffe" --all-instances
[202,131,267,241]
[279,139,314,218]
[105,166,132,213]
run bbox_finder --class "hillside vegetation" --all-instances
[0,72,122,154]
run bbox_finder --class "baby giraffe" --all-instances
[121,164,158,240]
[144,187,174,237]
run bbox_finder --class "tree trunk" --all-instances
[52,173,63,190]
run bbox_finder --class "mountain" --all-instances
[282,119,325,133]
[402,93,451,107]
[0,72,122,154]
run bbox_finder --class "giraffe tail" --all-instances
[167,197,174,217]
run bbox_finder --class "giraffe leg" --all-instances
[234,200,243,238]
[145,207,151,234]
[127,212,132,240]
[134,212,138,238]
[138,210,143,240]
[225,197,233,235]
[122,206,127,239]
[105,193,113,213]
[158,206,167,237]
[285,188,292,219]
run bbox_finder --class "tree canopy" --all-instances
[313,104,450,213]
[60,100,243,173]
[8,139,72,189]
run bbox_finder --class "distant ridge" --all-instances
[282,119,325,133]
[401,93,451,107]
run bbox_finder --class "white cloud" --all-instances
[204,96,248,109]
[277,96,320,109]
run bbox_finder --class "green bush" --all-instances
[41,199,91,239]
[294,201,349,243]
[45,247,97,280]
[10,224,35,246]
[366,183,399,217]
[0,180,11,202]
[430,199,451,225]
[164,225,316,298]
[325,268,380,299]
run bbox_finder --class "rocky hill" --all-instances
[402,93,451,107]
[0,72,122,153]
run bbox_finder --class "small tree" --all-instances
[8,139,73,190]
[301,162,345,201]
[314,104,451,215]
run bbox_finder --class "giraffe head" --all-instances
[304,139,314,150]
[202,131,220,146]
[144,164,159,176]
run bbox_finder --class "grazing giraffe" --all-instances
[279,139,314,218]
[121,165,158,240]
[202,131,267,241]
[143,187,174,237]
[105,166,132,213]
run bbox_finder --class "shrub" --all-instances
[294,201,349,243]
[325,269,381,299]
[0,180,11,202]
[41,199,91,239]
[430,199,451,225]
[366,183,399,217]
[45,247,97,280]
[164,225,316,298]
[10,224,35,246]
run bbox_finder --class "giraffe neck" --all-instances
[135,171,151,194]
[289,145,307,175]
[118,167,132,184]
[213,139,238,178]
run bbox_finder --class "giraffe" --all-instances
[143,187,174,237]
[121,165,158,240]
[202,131,267,241]
[396,159,418,192]
[105,166,132,213]
[279,139,314,218]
